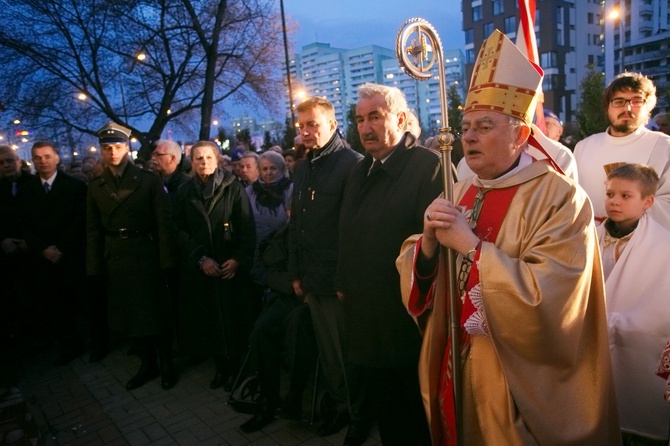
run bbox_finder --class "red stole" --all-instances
[440,183,520,446]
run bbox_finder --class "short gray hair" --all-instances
[357,83,408,114]
[154,139,183,162]
[241,151,260,167]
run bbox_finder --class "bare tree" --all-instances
[0,0,285,157]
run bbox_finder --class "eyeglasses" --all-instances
[609,98,646,108]
[151,152,170,158]
[459,122,519,136]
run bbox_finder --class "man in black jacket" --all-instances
[25,141,87,365]
[0,145,33,353]
[151,139,191,194]
[287,97,367,445]
[151,139,190,339]
[337,83,442,446]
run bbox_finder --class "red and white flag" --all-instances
[516,0,546,133]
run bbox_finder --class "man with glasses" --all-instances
[151,140,191,195]
[575,72,670,229]
[398,30,618,444]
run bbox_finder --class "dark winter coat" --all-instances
[86,163,176,337]
[288,133,362,295]
[173,169,256,358]
[24,171,87,275]
[337,133,442,367]
[164,166,191,195]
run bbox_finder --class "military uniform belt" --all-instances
[105,228,153,239]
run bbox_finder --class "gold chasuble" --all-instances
[397,161,620,445]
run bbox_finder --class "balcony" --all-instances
[639,3,653,14]
[639,19,653,33]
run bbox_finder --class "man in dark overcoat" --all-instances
[23,141,87,365]
[87,122,177,390]
[0,145,33,354]
[151,139,191,339]
[151,139,191,195]
[337,83,442,446]
[285,97,368,445]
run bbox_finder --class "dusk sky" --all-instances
[285,1,464,52]
[226,1,465,121]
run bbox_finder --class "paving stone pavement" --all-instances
[11,342,382,446]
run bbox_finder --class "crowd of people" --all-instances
[2,26,670,446]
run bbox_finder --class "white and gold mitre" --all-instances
[464,29,543,125]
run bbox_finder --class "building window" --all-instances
[504,16,516,34]
[587,12,594,24]
[540,52,558,68]
[542,74,556,91]
[588,54,594,65]
[484,22,494,38]
[465,29,474,45]
[556,29,564,45]
[493,0,504,15]
[466,48,475,64]
[472,5,482,21]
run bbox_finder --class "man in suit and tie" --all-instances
[87,122,177,390]
[25,141,87,365]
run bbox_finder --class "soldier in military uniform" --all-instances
[86,122,177,390]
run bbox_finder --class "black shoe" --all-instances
[317,410,349,436]
[160,366,177,390]
[344,420,369,446]
[126,365,159,391]
[240,408,275,433]
[210,371,229,390]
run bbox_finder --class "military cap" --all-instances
[96,121,132,144]
[231,147,245,162]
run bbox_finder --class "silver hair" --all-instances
[241,151,260,167]
[259,150,289,179]
[357,82,408,114]
[154,139,183,162]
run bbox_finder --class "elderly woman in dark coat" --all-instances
[173,141,256,389]
[246,150,293,291]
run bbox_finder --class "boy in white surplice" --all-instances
[597,163,670,444]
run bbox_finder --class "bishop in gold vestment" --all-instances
[396,30,620,445]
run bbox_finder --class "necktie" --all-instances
[43,182,50,194]
[368,159,382,176]
[11,181,17,197]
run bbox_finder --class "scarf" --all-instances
[251,176,291,215]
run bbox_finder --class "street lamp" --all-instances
[608,7,625,73]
